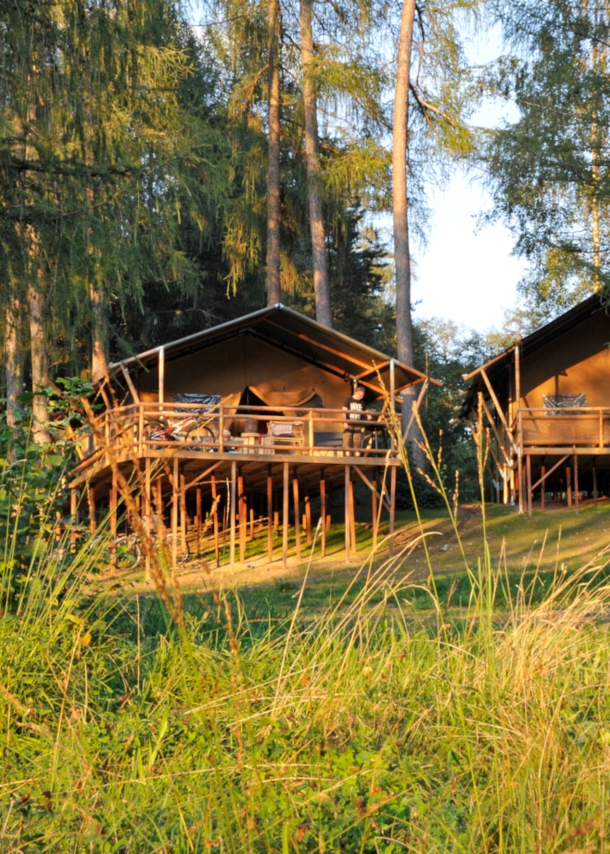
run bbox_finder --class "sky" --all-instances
[410,171,525,333]
[409,27,525,334]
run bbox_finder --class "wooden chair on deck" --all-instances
[267,420,305,448]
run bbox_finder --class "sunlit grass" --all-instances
[3,420,610,852]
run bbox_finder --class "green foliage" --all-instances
[2,497,610,850]
[484,0,610,317]
[0,382,92,605]
[0,0,231,375]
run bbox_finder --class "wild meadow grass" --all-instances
[3,426,610,851]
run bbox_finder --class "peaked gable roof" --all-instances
[109,303,439,397]
[460,293,605,416]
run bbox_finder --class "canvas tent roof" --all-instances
[109,303,439,398]
[458,293,605,417]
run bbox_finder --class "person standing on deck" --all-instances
[343,385,372,455]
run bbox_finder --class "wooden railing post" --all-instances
[308,410,314,452]
[219,406,224,452]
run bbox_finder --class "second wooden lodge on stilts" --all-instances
[69,304,438,571]
[459,293,610,513]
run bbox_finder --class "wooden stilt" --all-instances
[320,471,326,558]
[526,454,532,515]
[348,478,356,554]
[155,478,164,529]
[283,462,289,571]
[179,472,187,555]
[566,465,572,508]
[293,474,301,561]
[222,493,228,549]
[540,465,546,510]
[110,471,118,570]
[267,469,273,563]
[389,465,396,557]
[518,454,524,513]
[593,465,598,506]
[230,461,237,567]
[171,459,179,571]
[144,459,151,581]
[372,472,378,551]
[238,472,246,563]
[196,487,202,557]
[345,465,351,562]
[573,454,579,513]
[249,506,255,542]
[211,475,219,568]
[70,489,77,551]
[88,485,96,534]
[304,490,312,545]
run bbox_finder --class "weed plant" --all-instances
[2,414,610,852]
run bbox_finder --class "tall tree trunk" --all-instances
[266,0,282,306]
[591,39,601,293]
[5,293,23,429]
[300,0,332,328]
[90,284,109,382]
[28,283,50,443]
[392,0,425,468]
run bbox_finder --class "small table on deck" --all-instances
[241,431,260,454]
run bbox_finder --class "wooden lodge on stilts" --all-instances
[460,294,610,513]
[69,304,435,571]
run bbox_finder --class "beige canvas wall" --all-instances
[520,310,610,408]
[136,335,353,430]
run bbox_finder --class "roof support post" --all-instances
[158,346,165,410]
[515,338,521,413]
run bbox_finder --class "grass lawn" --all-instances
[4,499,610,852]
[111,500,610,619]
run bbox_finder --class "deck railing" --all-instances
[518,407,610,448]
[73,401,396,472]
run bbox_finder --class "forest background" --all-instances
[1,0,608,491]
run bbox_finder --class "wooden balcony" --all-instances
[71,401,398,484]
[518,407,610,453]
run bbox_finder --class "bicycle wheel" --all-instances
[114,535,142,571]
[184,424,216,451]
[143,419,169,449]
[162,533,190,566]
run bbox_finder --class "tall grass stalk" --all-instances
[2,417,610,851]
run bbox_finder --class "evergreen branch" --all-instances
[409,84,457,128]
[5,156,141,180]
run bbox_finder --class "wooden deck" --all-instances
[70,401,398,484]
[68,401,400,569]
[519,407,610,453]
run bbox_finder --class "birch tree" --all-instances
[485,0,610,317]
